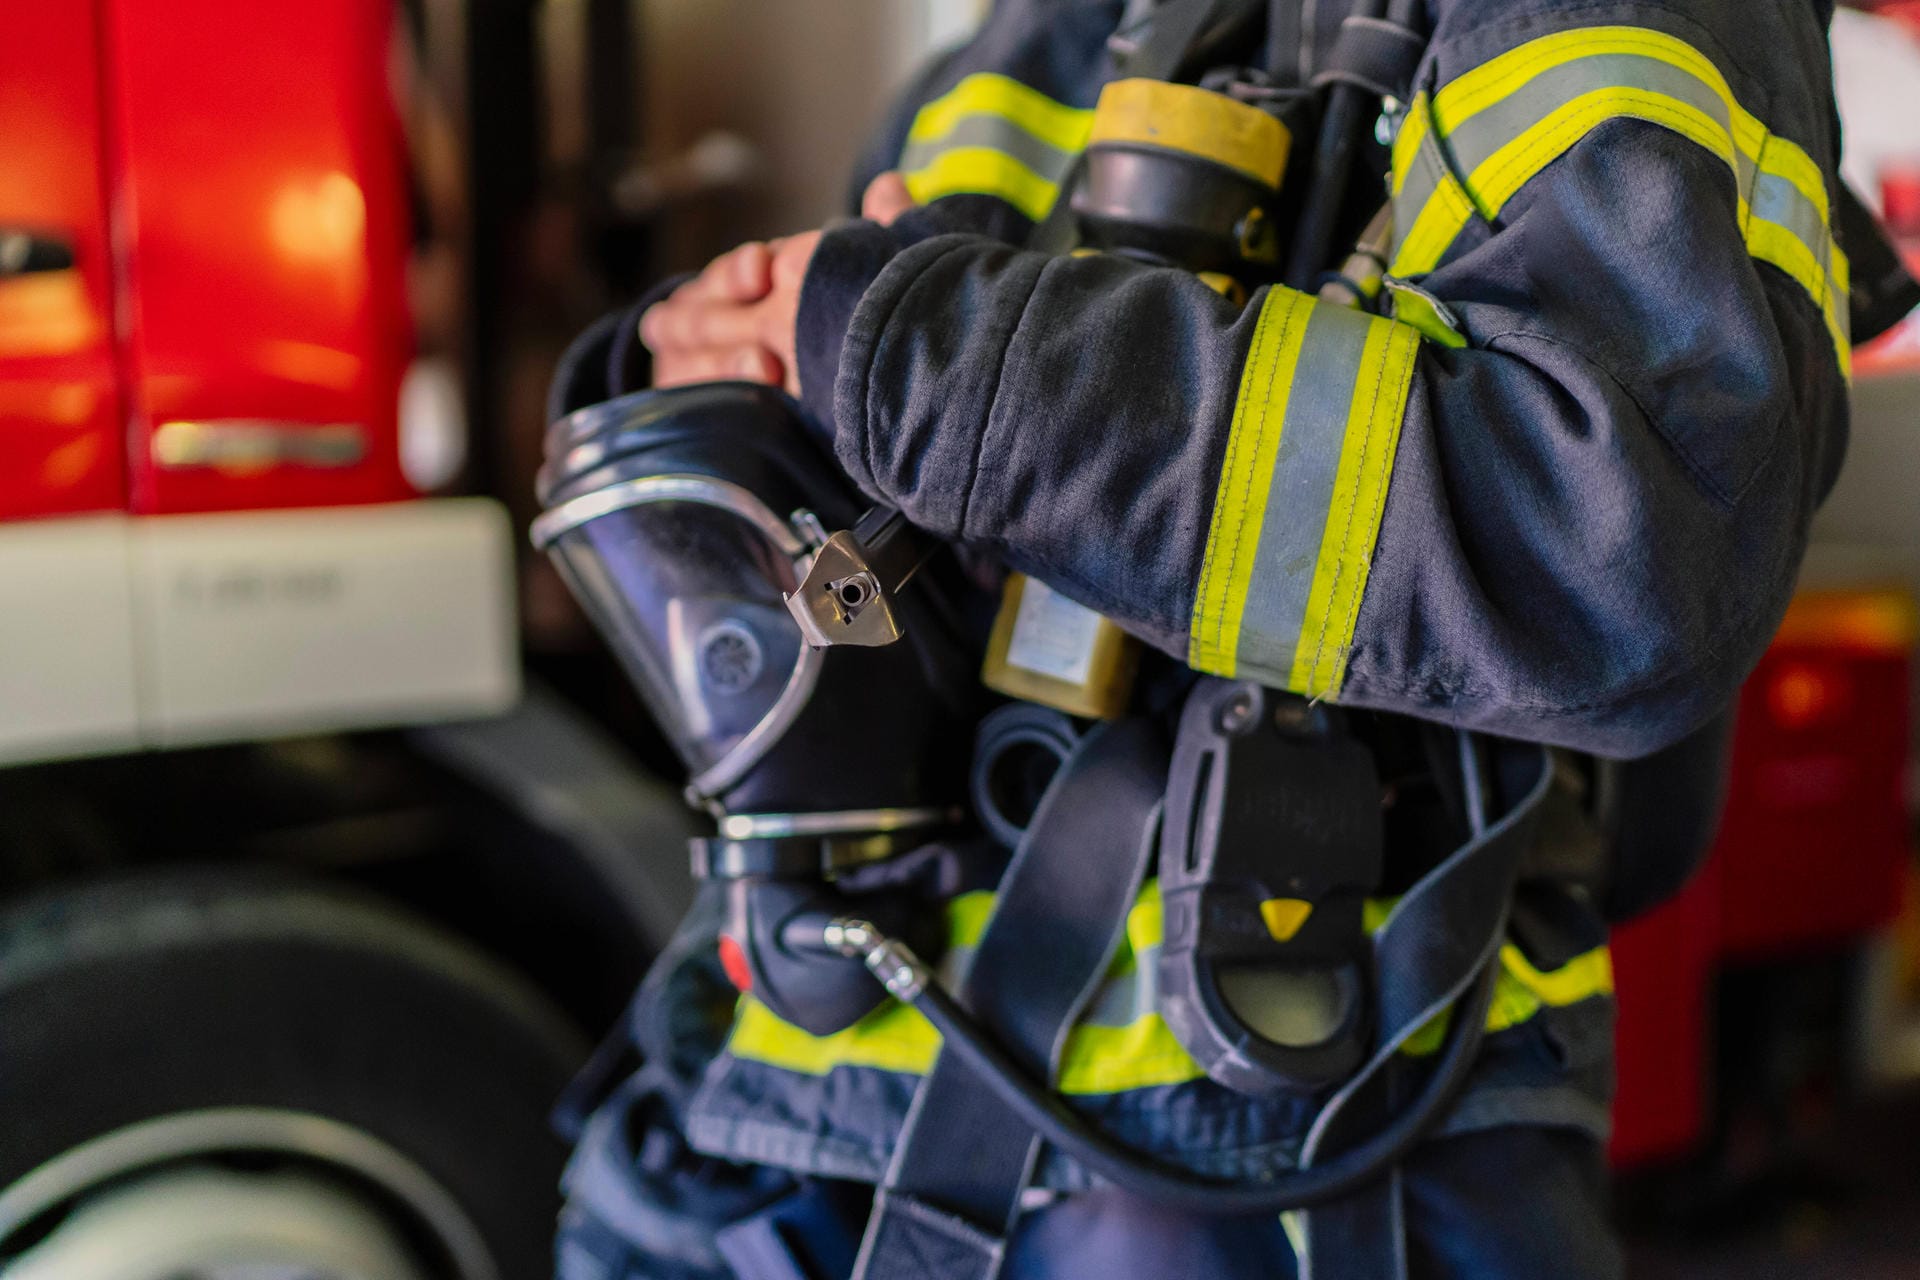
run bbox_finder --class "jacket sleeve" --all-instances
[794,10,1851,758]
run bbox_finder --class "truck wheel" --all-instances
[0,873,589,1280]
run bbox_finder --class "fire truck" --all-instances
[0,3,694,1276]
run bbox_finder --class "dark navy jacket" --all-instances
[794,0,1852,758]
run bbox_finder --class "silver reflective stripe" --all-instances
[898,115,1077,186]
[1231,304,1376,687]
[1391,109,1453,256]
[1751,168,1847,333]
[1442,52,1737,185]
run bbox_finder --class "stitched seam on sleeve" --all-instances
[1190,294,1275,658]
[1304,322,1401,682]
[958,253,1050,539]
[1485,323,1778,508]
[853,239,975,495]
[1198,290,1301,661]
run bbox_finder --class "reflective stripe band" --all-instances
[898,73,1094,221]
[899,116,1077,187]
[1388,26,1850,376]
[1750,150,1853,359]
[1383,279,1468,348]
[1360,899,1614,1056]
[902,150,1067,223]
[907,72,1094,154]
[1391,93,1482,277]
[725,881,1612,1091]
[1398,943,1617,1055]
[1189,290,1420,699]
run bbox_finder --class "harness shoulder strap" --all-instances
[853,718,1169,1280]
[1299,740,1553,1280]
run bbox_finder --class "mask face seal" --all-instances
[534,473,823,801]
[531,383,974,825]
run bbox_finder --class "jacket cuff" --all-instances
[794,206,975,437]
[795,220,902,437]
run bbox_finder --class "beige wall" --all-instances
[639,0,982,268]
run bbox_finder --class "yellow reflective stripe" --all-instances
[1190,290,1421,697]
[726,884,1614,1089]
[899,73,1093,220]
[1501,940,1614,1006]
[1188,288,1318,676]
[1748,217,1851,378]
[907,72,1094,155]
[732,993,942,1077]
[1757,129,1830,223]
[1386,26,1850,375]
[1384,281,1468,348]
[1286,317,1421,698]
[901,148,1065,223]
[1438,27,1734,131]
[1102,885,1168,981]
[1391,93,1483,277]
[1469,87,1736,214]
[1393,180,1478,279]
[1058,1013,1205,1093]
[948,889,996,949]
[1398,943,1615,1057]
[1749,134,1853,375]
[1389,95,1431,198]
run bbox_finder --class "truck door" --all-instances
[0,2,127,519]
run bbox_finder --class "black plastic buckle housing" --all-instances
[1158,678,1383,1094]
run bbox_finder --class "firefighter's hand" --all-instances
[641,173,917,396]
[641,240,792,389]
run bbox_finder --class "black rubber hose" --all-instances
[905,955,1497,1214]
[1283,0,1430,288]
[1283,82,1376,288]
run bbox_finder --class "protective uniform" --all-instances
[550,0,1861,1276]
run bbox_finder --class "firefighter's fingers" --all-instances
[766,230,822,293]
[735,346,785,385]
[861,171,917,226]
[641,292,765,352]
[689,240,775,303]
[651,344,783,389]
[754,231,819,396]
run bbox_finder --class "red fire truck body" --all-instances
[1,0,513,762]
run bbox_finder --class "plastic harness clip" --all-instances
[1158,679,1383,1094]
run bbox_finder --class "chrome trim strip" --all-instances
[716,807,959,841]
[529,474,806,557]
[684,639,825,801]
[152,420,368,470]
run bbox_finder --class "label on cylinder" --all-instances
[1005,577,1103,685]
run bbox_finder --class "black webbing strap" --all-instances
[1265,0,1304,88]
[1838,180,1920,346]
[1297,741,1553,1280]
[1111,0,1231,81]
[852,718,1168,1280]
[1308,14,1425,100]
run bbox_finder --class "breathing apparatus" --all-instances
[532,0,1524,1220]
[532,381,976,1035]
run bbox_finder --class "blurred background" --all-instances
[0,1,1918,1277]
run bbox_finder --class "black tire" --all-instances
[0,871,589,1279]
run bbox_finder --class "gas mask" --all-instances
[533,382,975,1033]
[535,382,972,822]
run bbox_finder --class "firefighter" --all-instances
[552,0,1865,1275]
